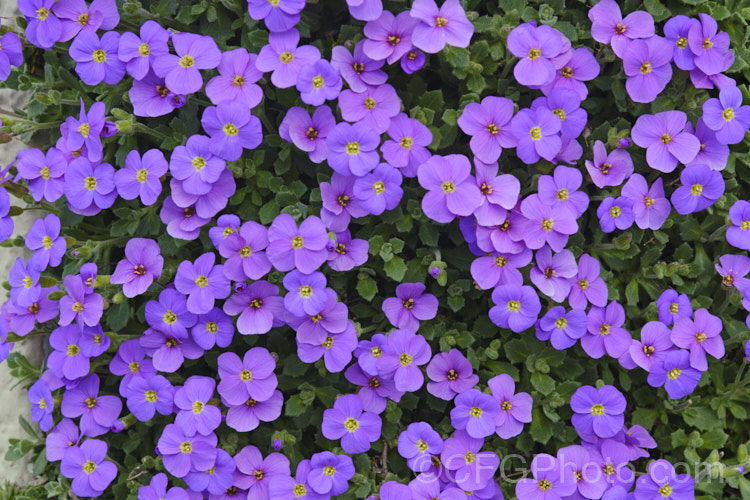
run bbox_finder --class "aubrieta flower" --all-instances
[379,113,432,178]
[59,274,104,328]
[634,459,695,499]
[353,163,404,215]
[153,33,221,95]
[630,321,676,372]
[688,13,731,76]
[589,440,635,492]
[588,0,655,58]
[226,389,283,433]
[486,373,531,439]
[191,308,234,351]
[473,160,520,226]
[0,28,23,81]
[570,385,626,439]
[169,134,226,196]
[117,19,170,80]
[686,119,729,170]
[110,238,163,298]
[144,289,196,340]
[727,201,750,251]
[471,248,532,290]
[129,70,186,118]
[346,0,383,21]
[267,213,329,273]
[60,439,117,497]
[440,431,499,492]
[115,149,167,206]
[344,363,402,414]
[647,349,701,399]
[331,40,387,93]
[69,30,125,86]
[46,418,79,462]
[418,154,482,224]
[671,308,725,371]
[53,0,119,41]
[170,168,235,219]
[320,173,368,231]
[64,157,117,216]
[377,329,432,392]
[247,0,304,32]
[631,111,700,173]
[702,85,750,145]
[25,213,65,269]
[541,47,600,100]
[657,289,693,326]
[298,320,357,372]
[64,100,105,162]
[217,347,277,407]
[283,270,328,317]
[175,252,230,315]
[140,327,204,372]
[209,213,240,247]
[223,280,285,335]
[339,83,400,134]
[537,165,589,219]
[664,15,699,71]
[326,121,380,176]
[282,105,336,164]
[511,107,562,164]
[597,196,635,233]
[529,246,577,302]
[507,23,568,87]
[218,220,272,281]
[425,348,478,401]
[398,422,443,472]
[18,0,62,50]
[582,301,631,359]
[382,282,438,332]
[322,394,382,454]
[174,375,222,436]
[670,164,725,215]
[519,194,578,252]
[185,448,236,495]
[536,306,588,350]
[622,36,674,104]
[205,47,264,108]
[137,473,189,500]
[457,96,517,163]
[9,257,42,308]
[201,101,263,162]
[489,284,541,333]
[256,28,321,89]
[307,451,355,496]
[532,88,587,140]
[556,445,607,500]
[48,325,90,380]
[8,286,59,337]
[268,459,321,500]
[450,388,501,439]
[327,230,369,272]
[621,173,671,230]
[126,374,174,422]
[60,373,122,437]
[15,147,67,202]
[28,379,54,431]
[296,59,343,106]
[157,423,217,478]
[516,453,577,499]
[287,288,348,343]
[568,253,608,309]
[363,10,418,64]
[409,0,473,53]
[585,140,633,188]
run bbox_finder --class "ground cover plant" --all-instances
[1,0,750,498]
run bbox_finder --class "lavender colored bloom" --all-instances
[247,0,303,31]
[268,459,324,500]
[59,274,103,328]
[537,306,588,350]
[520,194,578,251]
[328,230,369,271]
[470,248,532,290]
[363,11,418,64]
[175,252,230,315]
[18,0,62,49]
[174,375,221,436]
[344,363,402,413]
[511,107,562,164]
[223,280,285,335]
[169,169,236,219]
[418,154,481,223]
[267,213,329,273]
[283,270,327,316]
[296,59,342,106]
[516,453,576,500]
[331,41,387,93]
[61,373,122,437]
[169,134,226,196]
[398,422,444,473]
[115,149,167,206]
[185,448,237,495]
[201,101,263,161]
[424,349,477,400]
[28,379,54,431]
[451,388,501,439]
[209,214,241,247]
[597,196,635,233]
[670,164,725,214]
[8,257,41,308]
[507,23,567,87]
[60,439,117,497]
[530,246,577,302]
[671,308,724,371]
[340,84,400,134]
[140,328,204,373]
[64,100,105,162]
[472,160,519,225]
[126,374,174,421]
[664,15,699,71]
[145,289,196,340]
[64,157,117,215]
[630,321,676,372]
[322,394,382,454]
[157,423,217,478]
[568,254,608,309]
[232,446,288,500]
[69,30,125,86]
[381,113,432,177]
[320,173,368,231]
[117,20,170,80]
[657,289,693,326]
[686,119,730,171]
[283,106,336,163]
[622,36,673,104]
[457,96,517,163]
[48,325,90,380]
[53,0,119,41]
[15,147,66,202]
[347,0,383,21]
[557,445,607,500]
[256,28,321,89]
[589,441,635,491]
[138,473,189,500]
[110,238,163,298]
[585,140,633,188]
[25,214,65,269]
[377,329,431,392]
[382,282,438,332]
[205,48,263,107]
[489,284,541,333]
[532,88,587,140]
[129,70,185,118]
[631,111,700,173]
[226,390,283,433]
[648,350,701,399]
[410,0,473,53]
[308,452,355,496]
[441,431,499,491]
[571,385,626,439]
[8,286,59,337]
[190,308,233,351]
[728,201,750,250]
[688,13,731,76]
[153,33,221,95]
[702,85,750,145]
[297,320,358,373]
[287,288,348,343]
[354,163,404,215]
[486,373,532,439]
[634,459,694,500]
[621,174,670,230]
[218,221,272,281]
[582,301,631,359]
[541,47,599,100]
[538,166,588,219]
[217,347,277,406]
[588,0,654,58]
[46,418,79,462]
[327,121,380,176]
[0,29,23,81]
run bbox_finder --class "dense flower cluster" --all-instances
[0,0,748,498]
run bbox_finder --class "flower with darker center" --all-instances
[615,23,626,34]
[240,369,253,382]
[306,127,318,139]
[603,464,615,476]
[495,255,507,267]
[441,181,455,193]
[464,451,475,464]
[667,368,681,380]
[280,51,294,63]
[541,219,554,231]
[194,275,209,288]
[78,13,89,25]
[293,484,307,497]
[82,460,97,474]
[388,34,401,46]
[555,317,567,330]
[447,369,458,380]
[528,48,541,60]
[145,390,158,402]
[591,403,605,416]
[723,108,735,121]
[352,62,364,73]
[544,267,555,279]
[364,97,377,110]
[67,344,80,357]
[399,353,413,366]
[402,298,415,310]
[85,397,97,409]
[292,235,304,249]
[29,303,39,314]
[507,300,520,312]
[40,167,51,179]
[323,466,336,476]
[373,181,385,194]
[501,400,512,411]
[166,338,178,347]
[336,243,347,254]
[644,195,655,207]
[246,398,257,407]
[640,61,651,74]
[538,479,552,491]
[561,66,573,78]
[233,74,245,87]
[610,206,621,218]
[600,163,611,174]
[93,49,107,63]
[530,126,542,140]
[72,301,84,312]
[371,347,382,357]
[659,484,673,497]
[254,469,265,480]
[407,50,417,60]
[223,123,239,136]
[250,298,263,309]
[346,142,360,155]
[660,133,672,144]
[556,188,568,201]
[552,109,566,121]
[695,332,707,343]
[469,406,483,418]
[337,194,349,207]
[703,37,713,49]
[435,16,447,27]
[179,55,195,68]
[134,264,146,276]
[576,279,589,291]
[368,377,380,388]
[344,417,359,432]
[600,324,610,335]
[299,285,313,298]
[84,176,97,190]
[180,441,192,453]
[575,471,583,482]
[322,337,334,349]
[691,184,703,196]
[479,182,493,195]
[36,7,50,20]
[192,401,204,414]
[416,440,429,452]
[239,246,252,258]
[642,344,655,356]
[676,37,688,49]
[723,275,734,287]
[129,361,140,373]
[487,123,499,135]
[312,76,325,89]
[156,85,169,97]
[139,43,150,56]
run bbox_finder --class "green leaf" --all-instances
[356,276,378,302]
[106,302,130,332]
[531,372,556,395]
[384,257,408,281]
[285,394,310,417]
[683,407,721,431]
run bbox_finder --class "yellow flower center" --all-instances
[399,353,413,366]
[615,23,626,35]
[552,109,566,121]
[136,168,148,183]
[206,322,218,333]
[668,368,681,380]
[180,441,192,453]
[312,76,325,89]
[435,16,447,28]
[507,300,520,312]
[643,345,655,356]
[659,483,673,497]
[40,167,51,179]
[191,156,206,171]
[163,311,177,325]
[346,142,359,155]
[691,184,703,196]
[640,61,651,74]
[495,255,507,267]
[400,136,413,149]
[233,74,245,87]
[239,246,252,258]
[723,108,734,121]
[344,417,359,432]
[294,484,307,497]
[85,397,97,409]
[416,440,429,452]
[441,181,455,193]
[487,123,499,135]
[93,49,107,63]
[323,466,336,476]
[610,206,621,218]
[67,344,80,356]
[373,181,385,194]
[338,194,349,207]
[670,303,679,314]
[166,338,178,347]
[591,404,605,416]
[84,176,98,190]
[371,347,382,357]
[695,332,707,343]
[223,227,235,237]
[464,451,475,464]
[538,479,552,491]
[82,460,97,474]
[129,361,140,373]
[223,123,239,137]
[604,464,615,476]
[528,48,541,60]
[561,66,573,78]
[703,37,713,49]
[352,62,364,73]
[741,220,750,230]
[38,399,46,409]
[78,13,89,25]
[192,400,204,414]
[557,188,568,201]
[322,336,334,349]
[250,298,263,309]
[280,51,294,64]
[195,275,209,288]
[22,276,33,288]
[501,400,512,411]
[661,133,672,144]
[644,196,654,207]
[469,406,483,418]
[179,55,195,68]
[299,285,313,298]
[240,369,253,382]
[530,126,542,140]
[364,97,377,110]
[555,317,567,330]
[138,43,150,56]
[541,218,554,231]
[72,301,84,312]
[676,37,688,49]
[447,369,458,381]
[600,324,611,335]
[402,298,415,310]
[36,7,50,20]
[306,127,318,139]
[29,303,39,314]
[578,279,589,290]
[600,163,611,174]
[145,390,158,402]
[79,123,90,138]
[40,236,53,250]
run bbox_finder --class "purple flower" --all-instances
[670,164,725,215]
[69,30,125,86]
[728,201,750,251]
[346,0,383,21]
[144,289,196,340]
[688,13,732,76]
[117,20,170,80]
[187,449,237,495]
[377,329,431,392]
[511,107,562,164]
[657,289,693,326]
[9,257,42,308]
[322,394,382,454]
[648,350,701,399]
[267,213,329,274]
[630,321,676,372]
[363,11,418,64]
[457,96,517,163]
[634,459,695,500]
[28,379,54,431]
[597,196,635,233]
[268,460,324,500]
[60,439,117,497]
[282,106,336,164]
[589,0,654,58]
[8,286,59,337]
[631,111,700,173]
[209,214,241,247]
[451,388,501,439]
[537,306,588,350]
[129,70,186,118]
[64,157,117,215]
[218,221,272,282]
[232,446,288,500]
[671,308,725,371]
[470,248,532,290]
[140,327,204,373]
[418,154,482,224]
[64,100,105,161]
[538,166,589,220]
[379,114,432,178]
[354,163,404,216]
[287,288,348,343]
[223,280,285,335]
[52,0,119,41]
[169,168,236,219]
[169,134,226,195]
[532,88,587,140]
[153,33,221,95]
[571,385,626,439]
[664,15,699,71]
[401,48,425,74]
[472,160,520,225]
[320,173,368,231]
[541,47,600,100]
[45,418,79,462]
[201,101,263,161]
[59,274,104,328]
[25,213,65,269]
[621,173,671,230]
[557,446,607,500]
[582,301,631,359]
[225,388,283,433]
[327,230,369,271]
[339,84,400,134]
[568,254,608,309]
[256,28,321,89]
[175,252,230,314]
[487,373,532,439]
[15,147,66,202]
[382,283,438,332]
[489,284,541,332]
[0,29,23,81]
[702,85,750,145]
[398,422,443,473]
[110,238,163,298]
[174,375,222,436]
[344,363,402,414]
[247,0,304,31]
[297,320,358,373]
[686,119,730,171]
[520,194,578,252]
[191,308,234,351]
[18,0,62,49]
[307,452,355,496]
[283,270,328,316]
[623,36,673,103]
[115,149,167,206]
[331,40,387,93]
[507,23,567,87]
[205,48,263,107]
[61,373,122,437]
[326,121,380,176]
[296,59,342,106]
[589,441,635,491]
[516,453,576,500]
[217,347,277,407]
[529,246,577,302]
[410,0,473,53]
[48,325,90,380]
[138,473,189,500]
[157,423,217,478]
[126,374,174,422]
[441,431,499,491]
[585,140,633,188]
